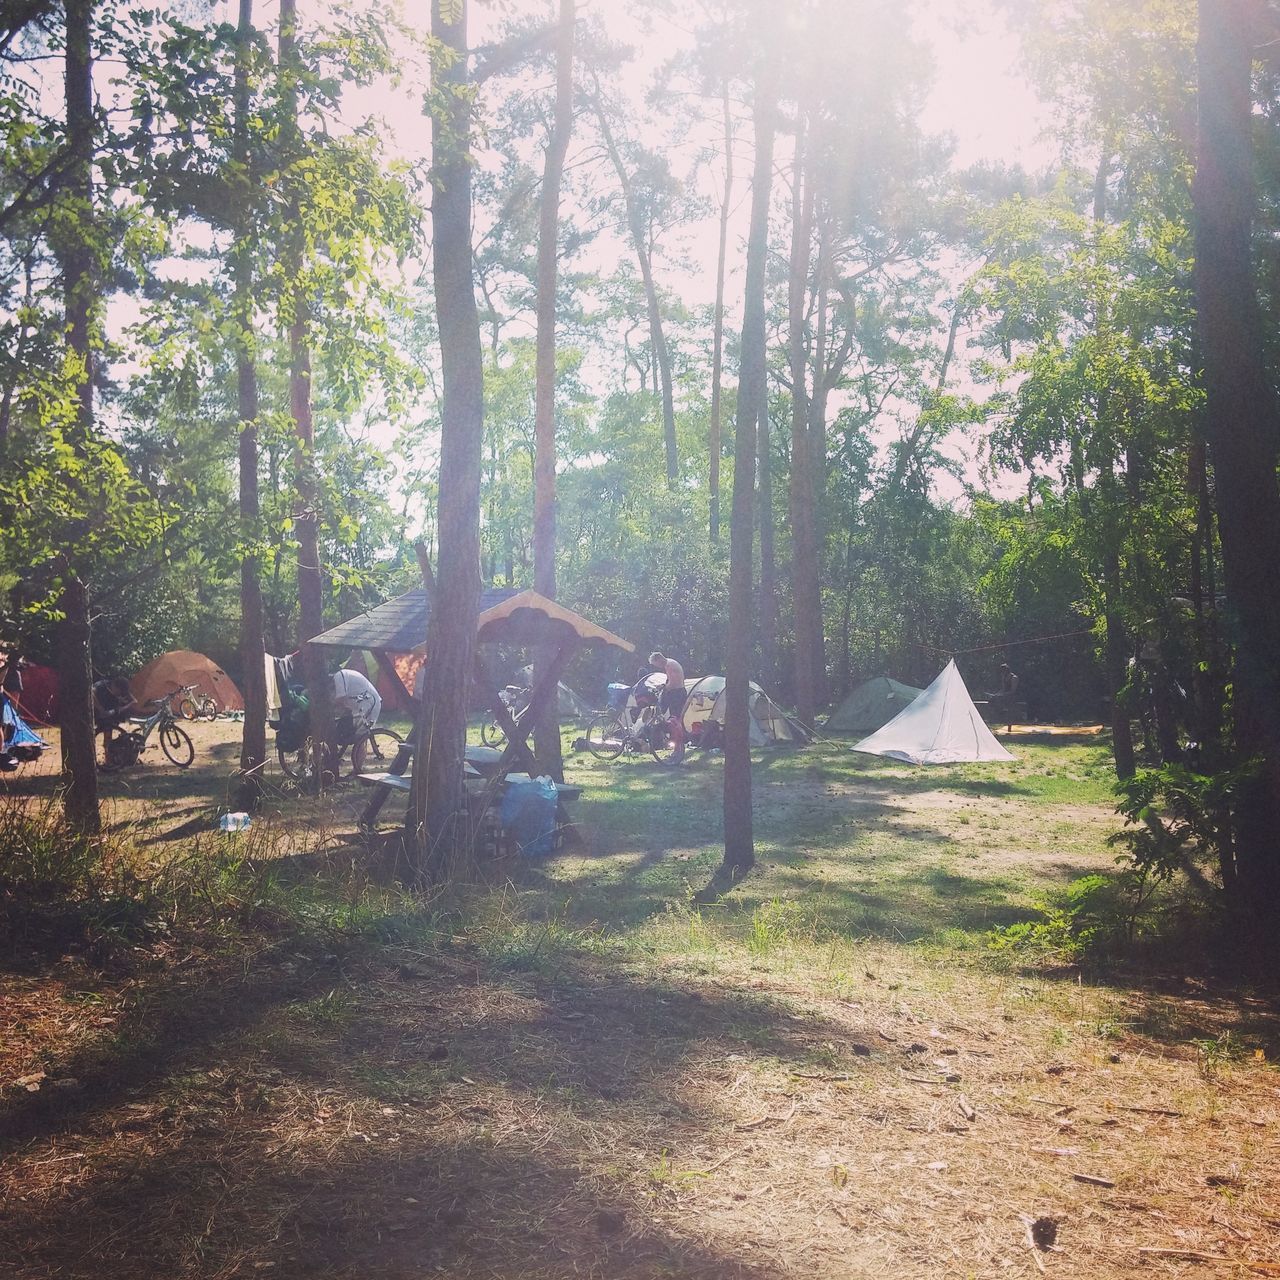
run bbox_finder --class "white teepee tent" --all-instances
[853,659,1015,765]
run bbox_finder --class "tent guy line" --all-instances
[910,627,1096,658]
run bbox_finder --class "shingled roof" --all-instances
[308,587,633,655]
[308,587,515,654]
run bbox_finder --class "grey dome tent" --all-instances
[825,675,924,734]
[516,665,592,720]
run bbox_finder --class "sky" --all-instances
[192,0,1054,503]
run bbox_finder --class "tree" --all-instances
[277,0,333,784]
[411,0,485,867]
[591,86,680,487]
[532,0,576,781]
[50,0,100,834]
[723,72,775,878]
[710,79,733,549]
[1194,0,1280,945]
[232,0,268,809]
[786,107,819,727]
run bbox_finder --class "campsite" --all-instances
[4,0,1280,1277]
[4,718,1280,1278]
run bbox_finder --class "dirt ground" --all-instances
[2,726,1279,1278]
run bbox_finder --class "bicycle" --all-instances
[110,697,195,769]
[480,684,530,748]
[273,686,402,784]
[584,675,682,763]
[170,682,218,722]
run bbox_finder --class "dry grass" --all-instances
[2,732,1279,1278]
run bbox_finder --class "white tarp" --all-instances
[853,659,1015,765]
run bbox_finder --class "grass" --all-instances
[2,728,1279,1278]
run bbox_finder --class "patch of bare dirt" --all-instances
[3,934,1279,1279]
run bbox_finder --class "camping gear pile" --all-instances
[1,696,46,770]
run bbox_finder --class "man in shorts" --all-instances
[649,651,686,762]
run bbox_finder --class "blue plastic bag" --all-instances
[500,775,558,857]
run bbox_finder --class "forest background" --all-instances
[4,0,1280,930]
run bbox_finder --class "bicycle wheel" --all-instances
[480,718,506,747]
[278,735,317,782]
[176,697,198,721]
[352,727,404,776]
[585,713,626,761]
[198,697,218,722]
[647,715,685,764]
[160,723,194,768]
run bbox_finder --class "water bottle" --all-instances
[219,812,251,833]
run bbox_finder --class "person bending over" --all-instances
[92,676,138,764]
[331,665,382,744]
[649,650,686,761]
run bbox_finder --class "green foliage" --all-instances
[987,873,1117,962]
[1111,760,1257,886]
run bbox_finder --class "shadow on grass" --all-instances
[1,934,868,1279]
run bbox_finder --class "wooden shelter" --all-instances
[308,588,634,831]
[306,586,517,710]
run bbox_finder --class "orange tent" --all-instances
[342,649,423,708]
[131,650,244,712]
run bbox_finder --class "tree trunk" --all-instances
[279,0,331,784]
[532,0,575,783]
[757,400,776,686]
[594,99,678,486]
[1103,562,1136,779]
[56,573,99,835]
[233,0,267,810]
[723,78,775,878]
[410,0,485,869]
[807,229,834,711]
[709,81,733,547]
[787,120,820,727]
[1195,0,1280,946]
[1088,148,1137,782]
[54,0,99,835]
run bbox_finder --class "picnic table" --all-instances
[357,739,582,854]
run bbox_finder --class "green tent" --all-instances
[825,675,924,734]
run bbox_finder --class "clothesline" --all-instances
[911,627,1096,658]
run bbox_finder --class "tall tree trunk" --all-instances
[706,82,733,674]
[788,120,820,727]
[1089,148,1136,781]
[532,0,575,782]
[723,78,775,877]
[757,401,776,686]
[233,0,267,810]
[1102,542,1136,779]
[410,0,485,868]
[804,213,831,713]
[54,0,99,835]
[594,99,678,486]
[1195,0,1280,946]
[279,0,331,784]
[709,81,733,548]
